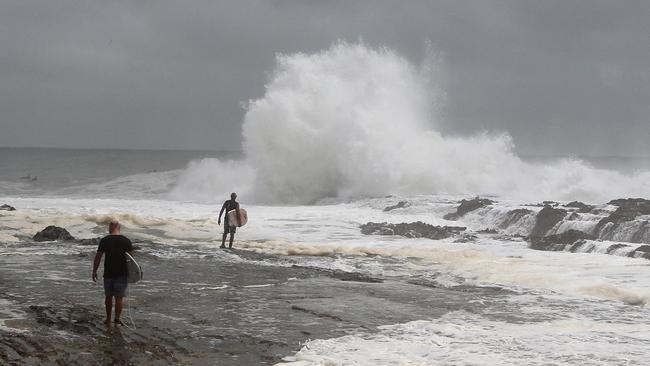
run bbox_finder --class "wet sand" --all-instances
[1,241,512,365]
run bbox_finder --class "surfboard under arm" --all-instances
[227,208,248,227]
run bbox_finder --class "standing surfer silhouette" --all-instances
[92,220,134,325]
[218,192,241,249]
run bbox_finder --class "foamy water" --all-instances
[3,194,650,364]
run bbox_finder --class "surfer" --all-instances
[218,192,240,249]
[92,220,134,325]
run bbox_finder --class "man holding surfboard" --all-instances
[218,192,241,249]
[92,220,134,325]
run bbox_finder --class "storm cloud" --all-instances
[1,1,648,156]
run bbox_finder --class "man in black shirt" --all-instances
[92,220,133,325]
[218,192,240,249]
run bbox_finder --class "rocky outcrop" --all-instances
[529,229,595,251]
[629,245,650,260]
[443,197,494,220]
[594,198,650,243]
[360,222,466,240]
[33,226,75,242]
[0,204,16,211]
[530,205,567,237]
[595,198,650,229]
[383,201,409,212]
[563,201,594,213]
[77,237,101,246]
[498,208,534,229]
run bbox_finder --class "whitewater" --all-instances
[2,43,650,364]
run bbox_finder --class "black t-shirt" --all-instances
[97,235,133,278]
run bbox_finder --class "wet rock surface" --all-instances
[498,208,534,229]
[443,197,494,220]
[563,201,594,213]
[76,237,102,246]
[0,243,516,365]
[529,229,595,251]
[33,225,75,242]
[361,222,466,240]
[594,198,650,243]
[629,245,650,260]
[530,205,568,237]
[0,204,16,211]
[383,201,409,212]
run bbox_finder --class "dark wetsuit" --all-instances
[222,199,240,234]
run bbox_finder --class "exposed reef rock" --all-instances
[77,237,101,246]
[361,222,466,240]
[443,197,494,220]
[530,205,567,237]
[563,201,594,213]
[529,229,595,251]
[383,201,409,212]
[596,198,650,228]
[594,198,650,243]
[498,208,534,229]
[629,245,650,260]
[33,226,75,242]
[0,204,16,211]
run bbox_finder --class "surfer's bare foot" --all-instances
[219,245,226,249]
[103,318,111,325]
[113,319,124,326]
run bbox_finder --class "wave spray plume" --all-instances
[175,42,650,204]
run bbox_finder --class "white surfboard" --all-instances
[227,208,248,227]
[126,252,143,284]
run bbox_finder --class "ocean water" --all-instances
[3,43,650,364]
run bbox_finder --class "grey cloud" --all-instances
[0,1,648,156]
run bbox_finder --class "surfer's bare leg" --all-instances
[220,233,227,248]
[114,297,124,324]
[104,296,113,324]
[229,233,234,248]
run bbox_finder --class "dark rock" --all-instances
[360,222,466,240]
[383,201,409,212]
[77,237,101,246]
[630,221,650,244]
[33,226,75,242]
[564,201,594,213]
[454,233,478,243]
[629,245,650,260]
[603,198,650,223]
[530,205,568,237]
[542,201,559,207]
[529,229,594,251]
[594,198,650,242]
[498,208,533,229]
[567,212,580,220]
[0,204,16,211]
[478,228,499,234]
[606,243,630,255]
[329,271,383,283]
[443,197,494,220]
[568,240,590,252]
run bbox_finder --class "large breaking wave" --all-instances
[172,42,650,204]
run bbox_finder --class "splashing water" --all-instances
[173,42,650,204]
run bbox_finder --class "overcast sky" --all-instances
[1,1,649,156]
